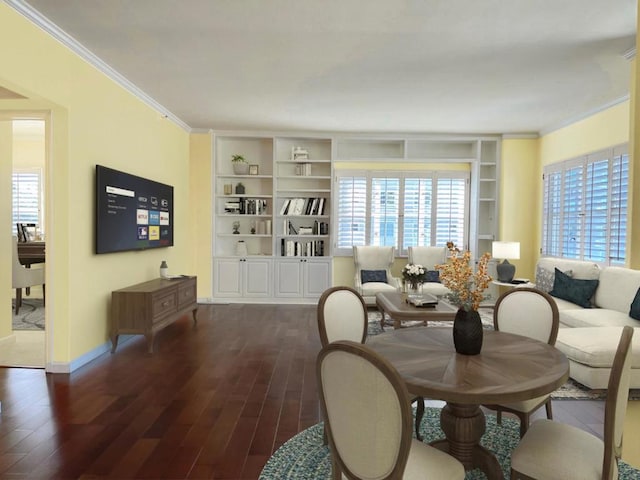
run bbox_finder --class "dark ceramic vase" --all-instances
[453,308,483,355]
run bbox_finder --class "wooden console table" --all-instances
[110,276,198,353]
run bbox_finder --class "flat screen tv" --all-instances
[95,165,174,254]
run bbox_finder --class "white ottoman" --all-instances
[555,327,640,389]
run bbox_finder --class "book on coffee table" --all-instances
[406,293,439,308]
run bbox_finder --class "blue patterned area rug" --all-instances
[259,407,640,480]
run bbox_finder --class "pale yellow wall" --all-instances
[499,139,539,280]
[0,4,191,367]
[0,121,12,340]
[190,132,213,298]
[539,101,630,166]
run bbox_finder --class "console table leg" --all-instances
[110,334,119,353]
[192,307,198,324]
[146,333,155,354]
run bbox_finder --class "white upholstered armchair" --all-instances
[407,246,450,297]
[353,246,400,306]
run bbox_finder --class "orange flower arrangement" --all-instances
[436,242,492,311]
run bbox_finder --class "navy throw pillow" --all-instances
[549,268,599,308]
[629,288,640,320]
[361,269,387,284]
[425,270,440,283]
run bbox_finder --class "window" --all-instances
[12,169,42,236]
[542,145,628,265]
[335,170,469,256]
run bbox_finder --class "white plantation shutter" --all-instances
[562,163,583,259]
[370,177,399,247]
[609,151,628,265]
[336,175,367,249]
[584,157,608,261]
[542,144,628,265]
[12,170,42,235]
[542,169,562,257]
[402,177,433,250]
[335,170,468,255]
[435,176,467,248]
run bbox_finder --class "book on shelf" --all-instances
[280,239,325,257]
[279,199,290,215]
[295,162,312,176]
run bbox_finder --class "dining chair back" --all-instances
[317,341,465,480]
[12,235,45,314]
[486,287,559,437]
[317,286,367,346]
[493,287,559,344]
[511,326,634,480]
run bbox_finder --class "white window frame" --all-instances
[333,169,469,256]
[12,168,44,237]
[541,144,628,266]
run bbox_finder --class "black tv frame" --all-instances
[95,165,174,254]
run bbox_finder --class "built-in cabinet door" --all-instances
[275,259,304,297]
[213,258,243,297]
[303,259,330,297]
[275,258,330,298]
[244,258,272,297]
[213,257,272,297]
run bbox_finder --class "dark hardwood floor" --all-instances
[0,303,604,479]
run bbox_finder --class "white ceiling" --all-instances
[12,0,638,135]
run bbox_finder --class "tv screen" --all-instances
[95,165,174,254]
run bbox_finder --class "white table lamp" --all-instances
[492,241,520,283]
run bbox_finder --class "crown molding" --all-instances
[539,94,630,137]
[501,133,539,139]
[5,0,192,132]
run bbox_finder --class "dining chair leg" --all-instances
[14,288,22,314]
[496,410,502,425]
[414,396,425,441]
[519,412,530,438]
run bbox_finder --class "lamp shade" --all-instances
[492,241,520,260]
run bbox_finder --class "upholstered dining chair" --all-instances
[12,235,45,314]
[317,286,425,442]
[317,341,465,480]
[483,287,559,437]
[510,325,634,480]
[353,246,400,307]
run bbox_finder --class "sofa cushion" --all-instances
[549,268,599,308]
[630,288,640,321]
[361,269,387,284]
[425,270,440,283]
[536,257,600,281]
[361,282,396,297]
[556,327,640,368]
[559,308,640,328]
[594,266,640,313]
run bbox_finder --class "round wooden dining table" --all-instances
[367,327,569,480]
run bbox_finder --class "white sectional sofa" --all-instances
[526,257,640,389]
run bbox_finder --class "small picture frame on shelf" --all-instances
[249,164,259,175]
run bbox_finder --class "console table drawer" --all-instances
[178,280,196,308]
[152,291,177,319]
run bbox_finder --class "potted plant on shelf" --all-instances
[232,154,249,175]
